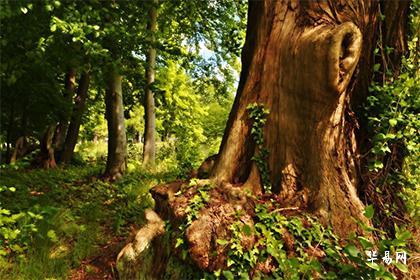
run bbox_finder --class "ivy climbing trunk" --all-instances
[61,71,91,164]
[53,68,76,152]
[104,66,127,180]
[142,0,158,166]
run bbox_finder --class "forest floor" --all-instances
[1,161,419,279]
[0,162,177,279]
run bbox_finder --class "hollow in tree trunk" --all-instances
[142,0,158,166]
[104,66,127,180]
[61,71,91,164]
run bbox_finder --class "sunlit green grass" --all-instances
[0,162,176,279]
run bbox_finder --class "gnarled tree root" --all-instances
[116,209,167,280]
[117,178,310,278]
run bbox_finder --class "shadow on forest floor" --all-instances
[0,163,177,279]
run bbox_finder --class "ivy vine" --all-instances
[247,103,271,193]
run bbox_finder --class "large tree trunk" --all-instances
[210,0,409,238]
[142,0,158,166]
[104,66,127,180]
[211,0,373,237]
[61,71,91,164]
[118,0,410,276]
[53,68,76,152]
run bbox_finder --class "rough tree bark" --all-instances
[104,66,127,180]
[142,0,158,166]
[118,0,410,276]
[210,0,409,238]
[61,71,91,164]
[211,0,371,238]
[10,136,27,164]
[53,68,76,152]
[38,125,57,169]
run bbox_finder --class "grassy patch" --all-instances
[0,163,176,279]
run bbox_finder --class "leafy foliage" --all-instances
[217,200,410,279]
[247,103,271,193]
[156,61,208,174]
[363,2,419,226]
[0,163,177,277]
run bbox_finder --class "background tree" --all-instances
[104,64,127,179]
[142,0,159,166]
[61,71,91,164]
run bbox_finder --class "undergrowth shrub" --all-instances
[0,162,174,278]
[214,200,410,280]
[362,1,419,228]
[165,181,411,280]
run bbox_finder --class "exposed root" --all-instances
[116,209,165,279]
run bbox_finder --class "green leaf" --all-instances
[389,119,398,127]
[364,205,375,219]
[20,7,28,14]
[395,262,408,273]
[175,238,184,248]
[344,244,360,257]
[396,230,411,241]
[242,224,252,236]
[366,261,380,271]
[216,239,229,245]
[239,272,250,280]
[222,270,235,280]
[358,236,373,249]
[47,230,58,242]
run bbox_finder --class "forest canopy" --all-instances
[0,0,419,279]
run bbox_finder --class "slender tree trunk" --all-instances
[61,71,91,164]
[5,101,15,163]
[10,136,27,164]
[54,68,76,152]
[142,0,158,166]
[39,125,57,169]
[104,66,127,180]
[10,98,29,163]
